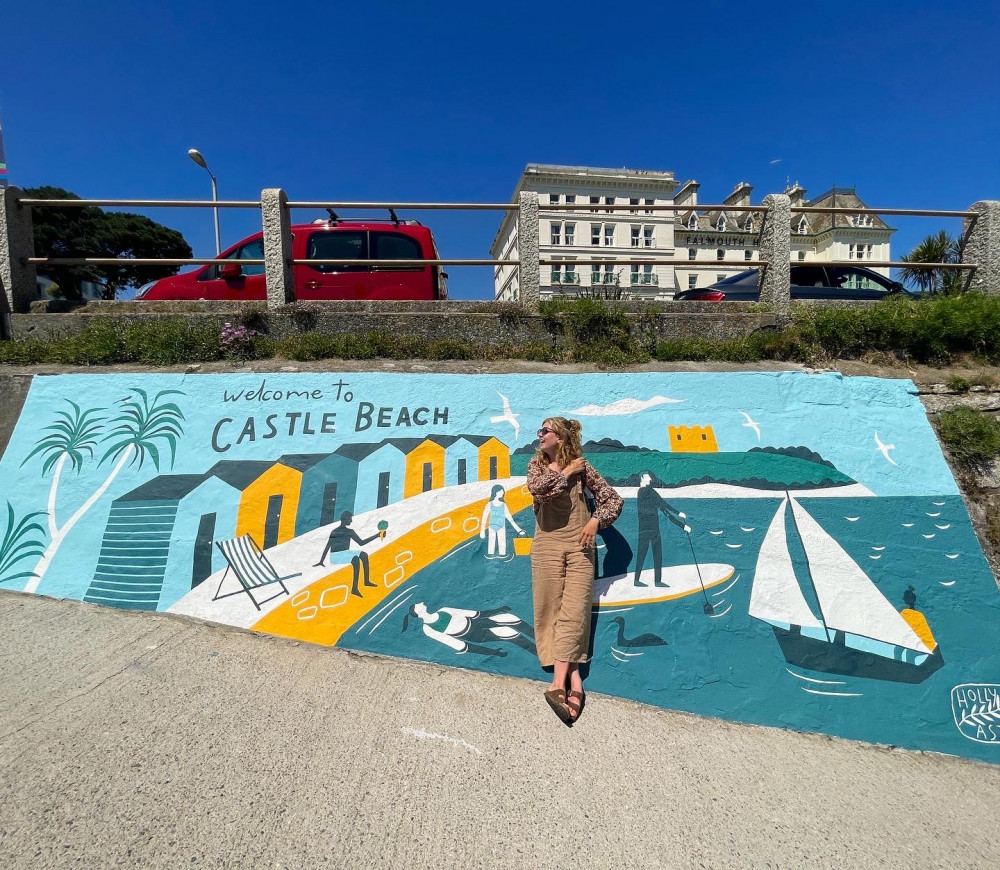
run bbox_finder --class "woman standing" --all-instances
[479,484,526,558]
[527,417,623,725]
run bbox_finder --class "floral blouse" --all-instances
[526,457,624,529]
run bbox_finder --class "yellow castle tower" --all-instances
[668,425,719,453]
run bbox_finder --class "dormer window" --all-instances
[796,217,810,235]
[852,213,872,227]
[744,216,754,232]
[687,214,698,229]
[717,215,727,231]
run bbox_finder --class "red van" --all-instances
[135,218,447,301]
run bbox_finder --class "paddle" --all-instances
[686,530,714,615]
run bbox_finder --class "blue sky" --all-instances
[2,1,998,299]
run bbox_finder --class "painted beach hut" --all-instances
[205,460,281,549]
[387,437,446,498]
[460,435,511,481]
[426,435,477,488]
[84,474,240,612]
[289,452,363,536]
[336,441,407,514]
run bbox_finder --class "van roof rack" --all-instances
[309,210,423,228]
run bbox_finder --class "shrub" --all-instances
[935,407,1000,470]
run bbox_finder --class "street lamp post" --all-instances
[187,148,221,257]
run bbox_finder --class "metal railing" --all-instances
[1,188,995,317]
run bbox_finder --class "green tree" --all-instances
[26,186,193,300]
[898,230,965,295]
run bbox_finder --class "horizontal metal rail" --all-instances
[20,199,261,209]
[542,203,769,213]
[286,201,518,211]
[789,206,977,218]
[823,260,976,269]
[28,257,521,267]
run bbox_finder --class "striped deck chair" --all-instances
[213,534,301,611]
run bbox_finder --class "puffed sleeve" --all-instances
[584,460,624,528]
[526,456,569,503]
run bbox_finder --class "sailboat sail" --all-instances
[748,499,824,629]
[789,498,931,654]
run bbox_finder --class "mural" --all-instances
[2,371,1000,762]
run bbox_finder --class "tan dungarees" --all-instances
[530,473,596,667]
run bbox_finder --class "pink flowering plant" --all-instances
[219,321,260,360]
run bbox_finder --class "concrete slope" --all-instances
[1,590,998,870]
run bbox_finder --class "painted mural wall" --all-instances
[2,371,999,762]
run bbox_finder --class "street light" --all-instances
[187,148,221,257]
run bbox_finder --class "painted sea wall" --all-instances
[1,371,999,763]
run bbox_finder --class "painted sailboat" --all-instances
[749,497,943,683]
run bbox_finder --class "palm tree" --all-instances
[0,502,47,586]
[898,231,964,294]
[21,388,185,593]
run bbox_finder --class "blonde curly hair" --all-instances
[534,416,583,468]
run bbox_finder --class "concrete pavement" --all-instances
[1,590,998,869]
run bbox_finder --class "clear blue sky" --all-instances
[3,0,998,299]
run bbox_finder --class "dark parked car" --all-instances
[674,265,912,302]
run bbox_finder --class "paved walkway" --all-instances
[1,589,998,869]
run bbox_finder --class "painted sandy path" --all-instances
[169,478,531,637]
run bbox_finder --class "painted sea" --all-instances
[343,492,1000,762]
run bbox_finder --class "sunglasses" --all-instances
[537,427,555,437]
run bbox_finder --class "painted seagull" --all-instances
[740,411,761,440]
[490,392,520,441]
[874,431,899,466]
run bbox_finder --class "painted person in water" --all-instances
[527,417,623,725]
[634,471,690,587]
[479,484,527,558]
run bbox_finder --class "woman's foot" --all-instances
[543,686,573,726]
[567,674,585,722]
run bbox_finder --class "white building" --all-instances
[492,165,896,300]
[490,164,680,302]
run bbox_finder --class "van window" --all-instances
[372,232,423,271]
[235,239,265,276]
[307,231,367,272]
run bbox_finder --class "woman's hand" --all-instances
[578,517,599,548]
[563,457,586,478]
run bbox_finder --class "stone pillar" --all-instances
[961,201,1000,294]
[0,187,37,315]
[758,193,791,315]
[261,188,293,308]
[518,191,540,305]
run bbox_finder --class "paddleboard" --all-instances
[594,563,735,607]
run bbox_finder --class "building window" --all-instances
[643,226,654,248]
[852,214,872,227]
[590,195,601,210]
[604,226,614,246]
[716,249,725,260]
[631,226,641,247]
[629,197,639,214]
[744,217,754,231]
[796,217,809,235]
[688,248,696,260]
[565,263,576,283]
[629,264,654,284]
[744,249,752,260]
[549,193,560,205]
[688,274,697,289]
[718,274,726,282]
[591,264,601,283]
[565,223,575,245]
[591,224,601,245]
[550,264,561,282]
[550,222,561,245]
[604,196,615,213]
[566,194,575,205]
[798,251,806,261]
[687,214,698,229]
[717,215,727,231]
[644,198,654,214]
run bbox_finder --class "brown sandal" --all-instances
[544,688,573,726]
[566,690,586,722]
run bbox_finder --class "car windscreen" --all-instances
[715,269,759,285]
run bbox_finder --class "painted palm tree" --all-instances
[899,231,964,295]
[21,388,185,593]
[0,502,47,586]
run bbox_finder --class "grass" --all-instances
[5,292,1000,368]
[934,407,1000,470]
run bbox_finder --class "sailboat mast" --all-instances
[785,490,832,642]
